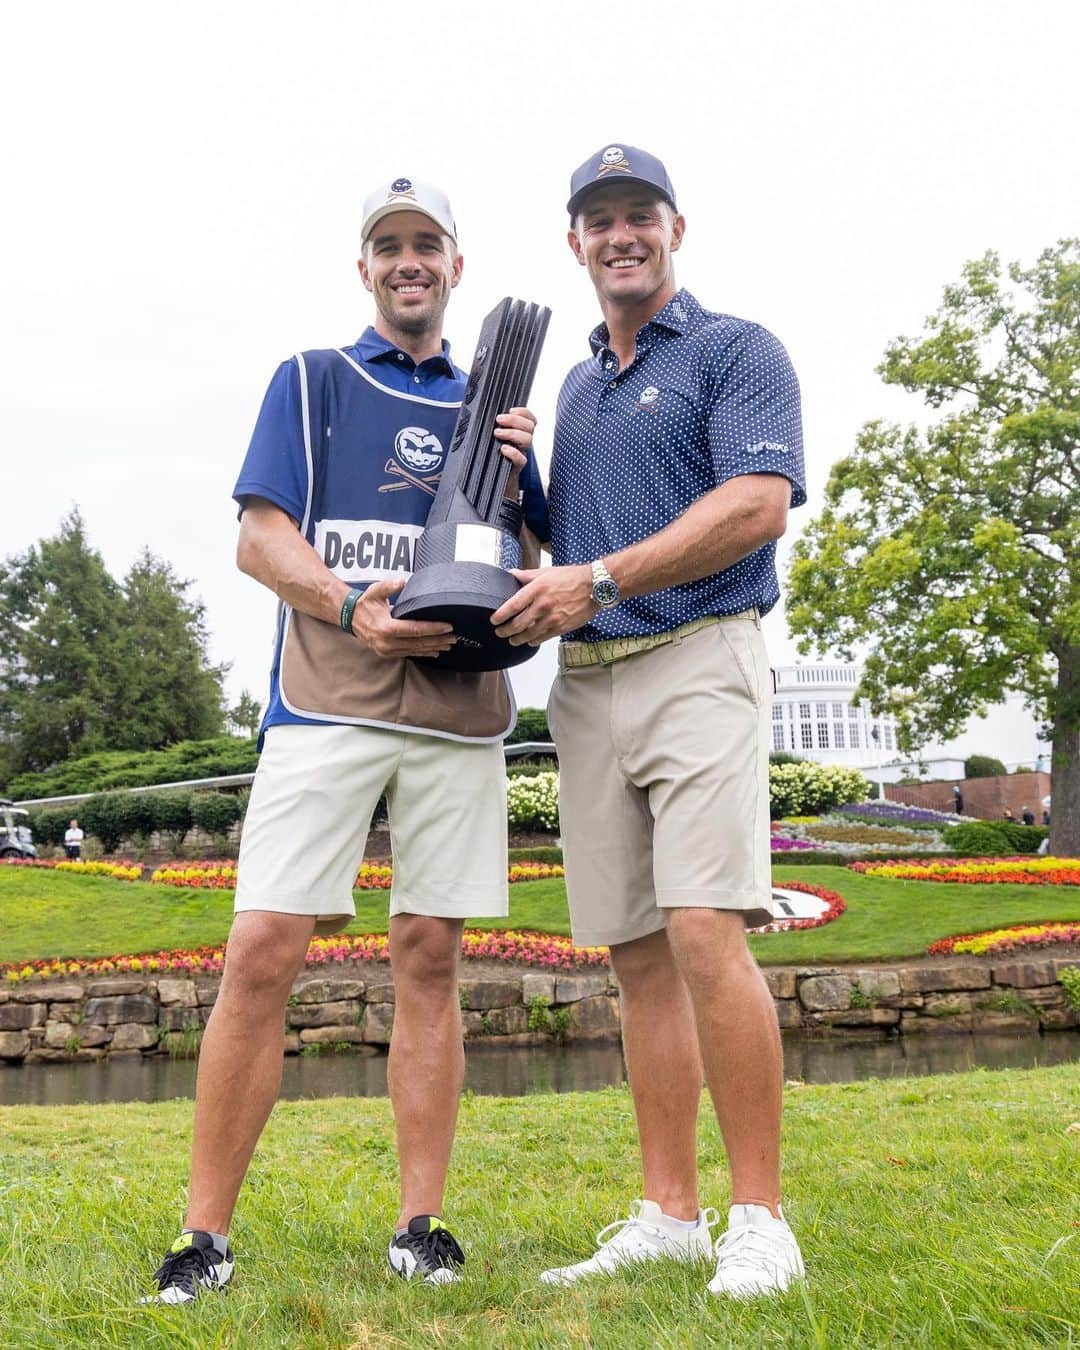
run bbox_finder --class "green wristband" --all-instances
[339,587,363,634]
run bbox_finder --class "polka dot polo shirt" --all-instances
[548,287,806,642]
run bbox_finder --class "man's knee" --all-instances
[222,912,312,1002]
[390,915,462,988]
[609,927,675,991]
[666,908,750,984]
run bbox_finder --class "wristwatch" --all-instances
[590,559,621,609]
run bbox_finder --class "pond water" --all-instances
[1,1033,1077,1108]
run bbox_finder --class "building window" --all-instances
[772,724,786,752]
[832,703,844,719]
[834,722,845,749]
[773,703,783,721]
[800,722,813,750]
[849,723,860,748]
[816,703,828,718]
[799,703,811,719]
[885,725,894,750]
[817,722,830,749]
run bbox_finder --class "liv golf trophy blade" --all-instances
[392,297,550,671]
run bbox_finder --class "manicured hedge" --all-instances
[7,736,258,800]
[943,820,1048,855]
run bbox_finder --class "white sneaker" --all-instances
[540,1200,718,1286]
[707,1204,804,1298]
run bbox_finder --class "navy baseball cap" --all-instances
[566,144,677,219]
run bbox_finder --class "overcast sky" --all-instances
[2,0,1077,728]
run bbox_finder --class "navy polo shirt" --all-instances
[548,288,806,641]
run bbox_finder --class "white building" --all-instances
[771,663,1051,780]
[771,664,898,769]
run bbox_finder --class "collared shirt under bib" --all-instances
[233,328,547,745]
[548,288,806,642]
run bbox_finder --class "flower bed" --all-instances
[928,922,1080,956]
[753,880,846,932]
[146,860,565,890]
[836,802,954,828]
[0,858,141,880]
[849,857,1080,885]
[2,928,605,982]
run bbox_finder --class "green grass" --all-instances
[3,866,1079,966]
[0,1065,1077,1347]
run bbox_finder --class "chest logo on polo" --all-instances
[380,426,445,497]
[632,385,661,415]
[598,146,632,176]
[748,439,791,455]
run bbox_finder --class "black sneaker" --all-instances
[141,1230,235,1305]
[388,1215,465,1285]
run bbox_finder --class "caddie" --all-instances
[144,176,546,1302]
[492,144,807,1298]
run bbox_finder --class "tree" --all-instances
[787,240,1079,856]
[109,550,227,750]
[0,509,122,776]
[0,515,227,781]
[228,690,263,739]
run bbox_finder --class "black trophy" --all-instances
[392,297,550,671]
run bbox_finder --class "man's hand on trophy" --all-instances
[490,564,597,646]
[351,579,457,658]
[493,407,536,496]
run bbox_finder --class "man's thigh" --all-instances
[387,735,508,919]
[235,722,401,931]
[618,620,773,928]
[548,667,662,949]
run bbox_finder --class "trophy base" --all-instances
[392,562,539,671]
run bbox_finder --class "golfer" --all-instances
[144,176,546,1302]
[493,144,807,1298]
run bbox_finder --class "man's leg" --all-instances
[387,913,465,1228]
[609,928,702,1221]
[185,910,315,1233]
[664,907,783,1214]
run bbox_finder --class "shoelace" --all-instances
[595,1205,719,1255]
[152,1245,218,1295]
[714,1225,789,1272]
[400,1227,465,1272]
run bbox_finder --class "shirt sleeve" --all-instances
[519,447,550,544]
[705,324,806,508]
[232,357,309,524]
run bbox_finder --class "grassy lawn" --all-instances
[2,866,1079,966]
[0,1065,1076,1347]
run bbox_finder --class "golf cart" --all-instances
[0,799,38,859]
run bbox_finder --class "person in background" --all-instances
[63,819,84,860]
[1002,808,1015,823]
[951,785,964,815]
[1021,804,1035,827]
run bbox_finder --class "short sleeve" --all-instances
[705,325,806,508]
[520,448,550,544]
[232,358,309,524]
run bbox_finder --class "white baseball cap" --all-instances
[361,176,457,243]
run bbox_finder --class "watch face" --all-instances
[593,577,620,607]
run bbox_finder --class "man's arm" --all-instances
[490,473,791,647]
[237,500,456,659]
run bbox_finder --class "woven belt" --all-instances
[558,610,758,670]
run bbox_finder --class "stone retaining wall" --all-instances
[1,958,1077,1065]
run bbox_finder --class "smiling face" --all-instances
[358,211,462,341]
[568,185,685,315]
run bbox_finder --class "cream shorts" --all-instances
[548,616,773,948]
[234,722,508,933]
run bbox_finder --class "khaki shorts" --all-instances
[548,616,773,947]
[234,722,508,933]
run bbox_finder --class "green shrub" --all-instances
[943,821,1047,856]
[506,707,551,746]
[80,793,129,853]
[1058,968,1080,1012]
[506,772,559,831]
[25,807,70,847]
[964,754,1007,779]
[6,735,258,800]
[769,751,805,765]
[508,846,563,863]
[117,793,158,844]
[151,792,194,852]
[768,763,870,817]
[190,792,242,840]
[507,759,558,779]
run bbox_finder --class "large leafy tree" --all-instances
[0,510,122,778]
[0,513,227,779]
[787,240,1079,855]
